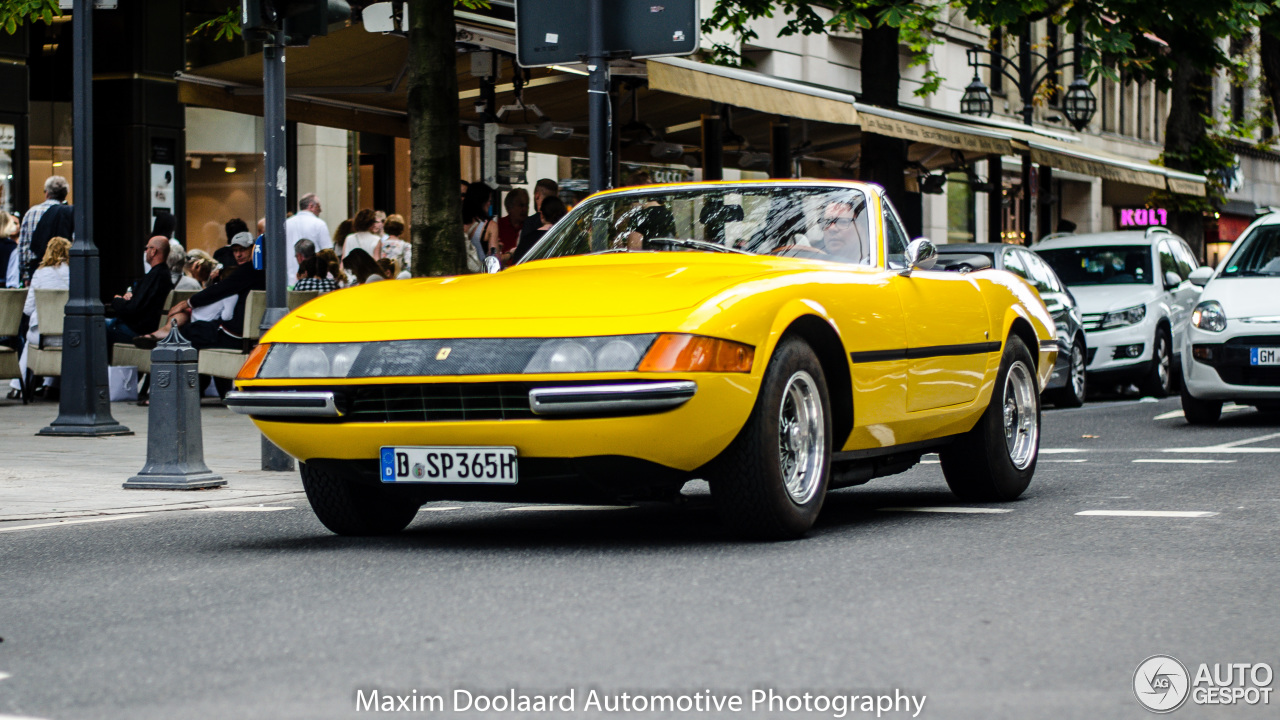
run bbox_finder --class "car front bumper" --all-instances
[1182,326,1280,401]
[1083,320,1155,376]
[236,373,761,474]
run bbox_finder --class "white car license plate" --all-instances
[1250,348,1280,366]
[380,446,518,484]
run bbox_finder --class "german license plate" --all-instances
[1250,348,1280,366]
[380,446,518,484]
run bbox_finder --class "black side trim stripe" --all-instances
[1039,339,1061,351]
[849,341,1002,364]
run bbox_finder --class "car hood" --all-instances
[293,253,797,323]
[1202,276,1280,320]
[1064,284,1160,314]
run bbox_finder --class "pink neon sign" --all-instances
[1119,207,1168,227]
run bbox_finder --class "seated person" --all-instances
[817,200,870,264]
[133,231,264,350]
[624,201,677,250]
[106,235,174,345]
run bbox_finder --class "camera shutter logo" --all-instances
[1134,655,1190,713]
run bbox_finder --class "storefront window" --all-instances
[184,153,266,255]
[946,172,975,243]
[27,102,74,208]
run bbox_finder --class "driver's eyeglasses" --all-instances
[822,217,854,229]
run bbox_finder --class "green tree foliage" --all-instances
[0,0,59,34]
[704,1,944,97]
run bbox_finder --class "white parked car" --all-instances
[1180,213,1280,423]
[1035,228,1202,397]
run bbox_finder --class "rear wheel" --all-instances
[300,462,420,536]
[709,337,831,540]
[1180,384,1222,425]
[940,335,1039,501]
[1050,340,1087,408]
[1141,327,1173,397]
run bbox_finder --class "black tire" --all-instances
[939,335,1039,502]
[300,462,420,536]
[708,337,832,540]
[1180,384,1222,425]
[1049,340,1087,408]
[1141,326,1174,398]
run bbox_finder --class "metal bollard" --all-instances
[124,322,225,490]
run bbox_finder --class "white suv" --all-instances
[1180,213,1280,423]
[1035,228,1202,396]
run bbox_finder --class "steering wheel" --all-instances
[769,244,829,258]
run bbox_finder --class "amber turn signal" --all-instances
[236,343,272,380]
[638,334,754,373]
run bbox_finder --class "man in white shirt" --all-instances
[285,193,331,285]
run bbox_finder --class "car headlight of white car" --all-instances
[1191,300,1228,332]
[1100,304,1146,329]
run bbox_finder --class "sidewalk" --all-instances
[0,397,305,522]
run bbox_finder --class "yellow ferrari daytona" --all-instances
[229,180,1057,539]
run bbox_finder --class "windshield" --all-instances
[1036,245,1153,286]
[521,186,875,266]
[1220,224,1280,277]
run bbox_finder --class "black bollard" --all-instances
[124,323,225,490]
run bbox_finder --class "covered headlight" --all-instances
[1100,304,1146,329]
[1191,301,1227,332]
[523,335,656,373]
[256,344,366,379]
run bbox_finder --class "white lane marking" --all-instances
[1076,510,1219,518]
[503,505,631,512]
[1133,458,1236,464]
[194,506,293,512]
[879,507,1012,514]
[0,514,146,534]
[0,672,10,681]
[1044,459,1087,463]
[418,506,462,513]
[1215,432,1280,448]
[921,459,939,464]
[1041,448,1086,454]
[1154,404,1250,421]
[0,715,52,720]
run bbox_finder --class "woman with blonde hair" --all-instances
[8,236,70,399]
[1,212,19,288]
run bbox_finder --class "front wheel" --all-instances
[300,462,421,536]
[1049,340,1087,408]
[708,337,832,540]
[939,335,1039,501]
[1141,327,1173,397]
[1180,384,1222,425]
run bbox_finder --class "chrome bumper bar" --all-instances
[225,391,343,417]
[528,381,697,416]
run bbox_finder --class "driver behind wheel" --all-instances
[819,200,870,265]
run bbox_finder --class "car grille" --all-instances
[1082,313,1105,331]
[1194,336,1280,387]
[345,383,538,422]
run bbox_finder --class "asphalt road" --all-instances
[2,396,1278,719]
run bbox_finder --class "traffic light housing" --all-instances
[240,1,351,44]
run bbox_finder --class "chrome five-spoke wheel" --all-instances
[1002,361,1039,470]
[778,370,825,505]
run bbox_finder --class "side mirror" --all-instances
[1188,266,1214,287]
[1163,270,1182,289]
[901,238,937,275]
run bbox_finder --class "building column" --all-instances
[295,123,348,239]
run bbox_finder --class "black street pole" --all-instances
[40,0,130,438]
[586,0,609,195]
[1018,20,1036,244]
[259,29,293,471]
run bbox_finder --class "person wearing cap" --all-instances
[106,235,174,345]
[133,231,265,350]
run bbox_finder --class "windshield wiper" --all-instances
[645,238,749,254]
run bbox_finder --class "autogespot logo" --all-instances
[1134,655,1191,713]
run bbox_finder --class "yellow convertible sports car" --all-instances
[229,180,1057,539]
